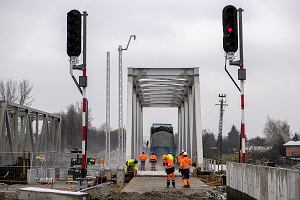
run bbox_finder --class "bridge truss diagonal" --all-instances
[0,101,62,165]
[126,68,203,167]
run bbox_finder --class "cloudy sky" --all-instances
[1,0,299,140]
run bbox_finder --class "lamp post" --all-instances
[118,35,136,167]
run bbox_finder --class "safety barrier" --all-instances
[227,162,300,200]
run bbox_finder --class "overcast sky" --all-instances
[1,0,299,140]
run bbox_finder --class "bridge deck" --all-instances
[121,176,211,195]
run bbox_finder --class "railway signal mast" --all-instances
[67,10,89,179]
[222,5,247,163]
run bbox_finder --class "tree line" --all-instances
[60,102,120,153]
[203,116,299,164]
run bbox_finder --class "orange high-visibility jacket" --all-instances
[178,154,184,163]
[164,158,174,169]
[179,157,191,169]
[150,154,157,161]
[139,153,148,161]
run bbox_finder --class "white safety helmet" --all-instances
[183,152,187,156]
[181,150,185,153]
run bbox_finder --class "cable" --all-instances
[224,53,241,92]
[202,104,217,123]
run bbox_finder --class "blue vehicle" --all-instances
[150,123,175,158]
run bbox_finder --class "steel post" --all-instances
[238,8,246,163]
[184,97,189,152]
[188,87,194,157]
[177,107,182,154]
[194,68,203,168]
[127,71,133,158]
[132,90,137,159]
[81,11,88,178]
[105,52,111,169]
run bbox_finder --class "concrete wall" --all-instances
[226,162,300,200]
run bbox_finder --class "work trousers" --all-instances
[181,168,190,186]
[150,161,156,171]
[140,161,146,171]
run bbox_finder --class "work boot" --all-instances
[166,180,170,188]
[172,180,175,188]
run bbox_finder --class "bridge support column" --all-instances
[188,87,194,157]
[133,90,137,159]
[139,106,143,154]
[136,98,139,158]
[126,73,133,159]
[184,97,189,152]
[177,107,182,154]
[193,68,203,168]
[181,105,185,152]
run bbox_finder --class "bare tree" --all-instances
[0,79,34,106]
[18,79,34,106]
[0,79,18,103]
[263,116,291,145]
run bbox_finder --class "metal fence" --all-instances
[0,151,105,183]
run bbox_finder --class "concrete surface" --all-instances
[227,162,300,200]
[19,187,90,200]
[121,177,211,195]
[80,182,112,199]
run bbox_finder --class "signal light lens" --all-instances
[228,27,233,33]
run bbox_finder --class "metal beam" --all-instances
[129,68,195,76]
[126,75,133,158]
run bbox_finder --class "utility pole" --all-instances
[118,35,136,168]
[216,94,228,171]
[105,52,111,169]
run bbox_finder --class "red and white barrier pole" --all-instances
[240,64,246,163]
[81,68,87,177]
[238,8,246,163]
[81,11,88,177]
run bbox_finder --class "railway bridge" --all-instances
[126,67,203,167]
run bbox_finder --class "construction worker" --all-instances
[167,152,174,161]
[124,159,138,176]
[139,152,147,171]
[177,150,185,166]
[179,152,191,188]
[149,152,157,171]
[162,154,175,188]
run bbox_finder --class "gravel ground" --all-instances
[97,186,227,200]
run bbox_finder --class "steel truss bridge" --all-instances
[0,101,61,164]
[126,68,203,167]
